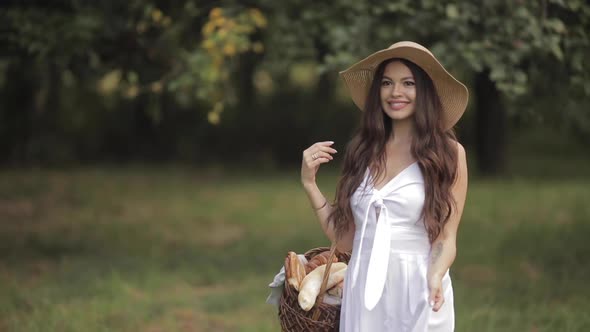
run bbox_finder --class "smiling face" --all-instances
[380,60,416,122]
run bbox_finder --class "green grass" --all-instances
[1,155,590,331]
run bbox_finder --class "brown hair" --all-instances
[330,58,458,244]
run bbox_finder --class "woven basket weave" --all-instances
[278,246,351,332]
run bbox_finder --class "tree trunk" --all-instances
[474,70,507,176]
[237,51,258,109]
[232,50,260,162]
[0,60,36,165]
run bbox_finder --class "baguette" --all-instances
[305,251,339,273]
[284,254,292,281]
[298,263,347,311]
[286,252,306,291]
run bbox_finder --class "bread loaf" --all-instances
[298,263,347,311]
[286,251,306,291]
[284,254,292,281]
[305,251,339,273]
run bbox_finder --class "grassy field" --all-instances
[1,137,590,331]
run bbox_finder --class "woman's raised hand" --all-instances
[301,141,337,187]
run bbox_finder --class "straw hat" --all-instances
[339,41,469,130]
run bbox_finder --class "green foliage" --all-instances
[263,0,589,99]
[0,0,589,164]
[3,0,590,103]
[257,0,590,141]
[430,1,589,99]
[1,1,267,125]
[2,6,102,62]
[169,6,267,124]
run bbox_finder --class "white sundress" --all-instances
[340,162,454,332]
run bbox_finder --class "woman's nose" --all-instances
[391,83,403,97]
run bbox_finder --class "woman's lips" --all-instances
[388,101,409,111]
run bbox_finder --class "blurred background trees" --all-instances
[1,0,589,174]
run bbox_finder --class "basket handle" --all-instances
[311,242,338,321]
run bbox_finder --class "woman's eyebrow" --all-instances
[382,75,414,81]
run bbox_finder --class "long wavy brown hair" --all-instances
[329,58,458,244]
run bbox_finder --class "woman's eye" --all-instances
[404,81,415,87]
[381,81,392,86]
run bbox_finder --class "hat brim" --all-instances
[339,43,469,131]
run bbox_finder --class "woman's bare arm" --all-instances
[427,142,468,311]
[303,182,355,252]
[301,141,354,252]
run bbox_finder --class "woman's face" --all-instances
[380,61,416,122]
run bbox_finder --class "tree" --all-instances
[0,1,267,163]
[256,0,590,175]
[0,0,588,169]
[419,0,590,175]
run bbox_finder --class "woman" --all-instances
[300,41,469,331]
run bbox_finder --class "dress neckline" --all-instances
[368,161,418,192]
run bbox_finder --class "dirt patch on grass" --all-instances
[156,216,245,248]
[200,221,245,247]
[458,264,497,284]
[0,259,57,287]
[0,199,34,220]
[519,260,541,281]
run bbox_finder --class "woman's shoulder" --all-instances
[446,138,466,156]
[445,138,467,169]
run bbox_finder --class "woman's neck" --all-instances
[389,119,415,146]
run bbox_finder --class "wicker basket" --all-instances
[278,246,351,332]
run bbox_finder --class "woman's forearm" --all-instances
[428,233,457,279]
[303,182,337,242]
[428,142,467,280]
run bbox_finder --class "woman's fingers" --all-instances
[318,146,338,155]
[310,156,332,167]
[305,155,332,170]
[433,294,444,312]
[303,142,337,163]
[301,141,336,186]
[315,141,335,147]
[309,151,333,162]
[314,141,337,154]
[429,287,444,312]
